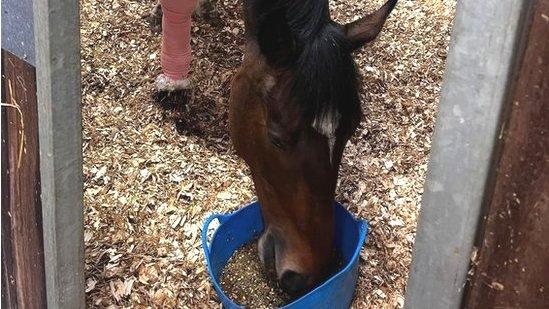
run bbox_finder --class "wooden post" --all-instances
[405,1,535,308]
[464,1,549,307]
[33,0,85,307]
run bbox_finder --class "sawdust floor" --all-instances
[81,0,456,307]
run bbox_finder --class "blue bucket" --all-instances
[201,201,368,309]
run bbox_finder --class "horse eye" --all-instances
[268,132,286,150]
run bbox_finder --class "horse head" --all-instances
[229,0,397,296]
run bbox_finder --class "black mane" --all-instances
[246,0,362,134]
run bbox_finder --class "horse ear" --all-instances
[343,0,398,51]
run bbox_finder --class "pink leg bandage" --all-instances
[160,0,197,80]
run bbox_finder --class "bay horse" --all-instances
[229,0,398,296]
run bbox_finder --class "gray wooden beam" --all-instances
[404,1,533,308]
[33,0,85,308]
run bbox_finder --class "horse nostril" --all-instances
[280,270,308,296]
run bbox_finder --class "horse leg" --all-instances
[145,0,215,34]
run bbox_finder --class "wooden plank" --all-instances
[33,0,85,307]
[1,49,47,308]
[464,1,549,307]
[404,1,533,308]
[1,50,18,309]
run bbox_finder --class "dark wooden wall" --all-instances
[1,50,47,308]
[465,1,549,308]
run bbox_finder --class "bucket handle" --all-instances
[201,213,230,256]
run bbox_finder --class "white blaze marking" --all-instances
[312,110,340,165]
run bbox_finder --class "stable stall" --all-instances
[1,0,547,308]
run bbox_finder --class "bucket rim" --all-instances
[201,201,368,308]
